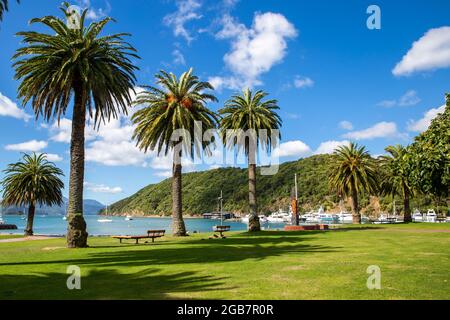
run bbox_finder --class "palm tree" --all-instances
[329,142,378,224]
[219,89,282,232]
[13,3,138,248]
[380,145,414,222]
[1,153,64,236]
[0,0,19,22]
[132,68,218,236]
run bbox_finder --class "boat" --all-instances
[97,218,113,223]
[125,215,133,221]
[302,206,340,224]
[412,209,423,222]
[336,212,352,224]
[267,209,291,223]
[240,215,269,224]
[62,216,67,221]
[426,209,437,223]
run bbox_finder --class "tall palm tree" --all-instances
[0,0,19,22]
[1,153,64,236]
[219,89,282,232]
[132,68,218,236]
[380,145,414,222]
[13,3,138,247]
[329,142,378,224]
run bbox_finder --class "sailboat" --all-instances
[98,204,112,223]
[62,203,68,220]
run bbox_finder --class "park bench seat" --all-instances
[112,230,165,244]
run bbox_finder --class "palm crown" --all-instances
[380,145,413,198]
[329,142,378,198]
[1,153,64,208]
[219,89,282,156]
[132,68,219,158]
[13,3,138,125]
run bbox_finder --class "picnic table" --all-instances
[212,225,231,239]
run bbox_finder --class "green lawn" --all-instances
[0,234,24,240]
[0,223,449,300]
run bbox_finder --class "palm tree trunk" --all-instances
[172,162,186,236]
[403,189,412,223]
[67,82,88,248]
[248,155,260,232]
[24,203,35,236]
[351,188,361,224]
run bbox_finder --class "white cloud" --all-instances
[377,90,421,107]
[208,76,243,91]
[43,153,63,162]
[294,76,314,89]
[339,121,353,130]
[407,105,446,132]
[0,92,32,122]
[163,0,202,43]
[273,140,311,158]
[343,122,399,140]
[5,140,48,152]
[212,12,297,89]
[45,87,150,167]
[78,0,111,20]
[155,170,173,178]
[393,26,450,76]
[314,140,350,155]
[48,118,97,143]
[172,49,186,65]
[84,182,122,194]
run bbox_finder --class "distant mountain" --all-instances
[1,197,105,216]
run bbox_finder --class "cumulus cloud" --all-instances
[212,12,297,90]
[84,182,122,194]
[273,140,311,158]
[342,122,399,140]
[407,105,446,132]
[393,26,450,76]
[164,0,202,43]
[5,140,48,152]
[377,90,421,108]
[339,121,353,130]
[314,140,350,155]
[0,92,32,122]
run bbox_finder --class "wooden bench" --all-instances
[112,230,165,244]
[212,225,231,239]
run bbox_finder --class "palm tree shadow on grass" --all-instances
[1,233,339,268]
[0,268,230,300]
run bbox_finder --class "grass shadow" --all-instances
[0,268,231,300]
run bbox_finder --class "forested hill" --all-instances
[106,154,399,216]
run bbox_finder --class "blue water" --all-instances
[0,215,286,236]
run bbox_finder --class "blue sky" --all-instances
[0,0,449,205]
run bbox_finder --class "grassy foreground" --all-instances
[0,223,449,300]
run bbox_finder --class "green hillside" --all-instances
[106,154,435,216]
